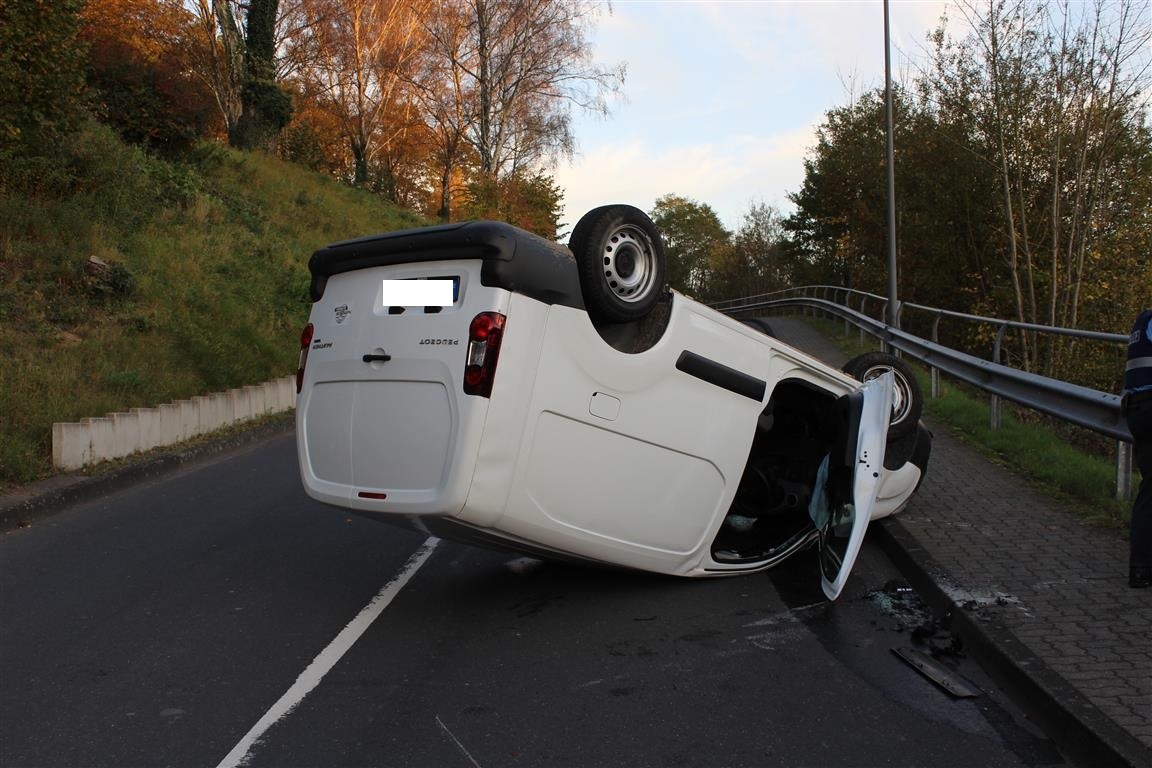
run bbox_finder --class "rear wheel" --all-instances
[570,205,667,324]
[842,352,922,439]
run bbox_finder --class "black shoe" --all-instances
[1131,567,1152,588]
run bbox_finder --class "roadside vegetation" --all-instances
[807,316,1133,530]
[0,123,423,486]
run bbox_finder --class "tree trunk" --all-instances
[232,0,290,150]
[987,0,1031,369]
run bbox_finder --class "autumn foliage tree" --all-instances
[290,0,429,192]
[281,0,622,234]
[4,0,621,239]
[80,0,221,151]
[462,170,563,239]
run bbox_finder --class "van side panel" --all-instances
[489,297,769,574]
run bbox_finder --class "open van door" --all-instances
[810,373,894,600]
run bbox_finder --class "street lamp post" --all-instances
[883,0,899,329]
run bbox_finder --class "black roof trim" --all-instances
[308,220,584,310]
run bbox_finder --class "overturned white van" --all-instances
[295,205,930,599]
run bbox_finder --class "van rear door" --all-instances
[297,259,509,515]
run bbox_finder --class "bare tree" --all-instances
[434,0,625,207]
[409,0,475,219]
[930,0,1150,370]
[189,0,245,138]
[293,0,429,190]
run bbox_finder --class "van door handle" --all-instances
[363,353,392,363]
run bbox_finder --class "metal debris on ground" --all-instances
[891,646,982,698]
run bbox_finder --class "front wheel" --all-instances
[569,204,667,324]
[842,352,923,439]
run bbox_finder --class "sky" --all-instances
[552,0,952,233]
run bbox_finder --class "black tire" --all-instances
[842,352,923,440]
[910,423,932,475]
[884,421,932,481]
[570,205,667,324]
[740,318,776,337]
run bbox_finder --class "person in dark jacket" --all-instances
[1123,308,1152,588]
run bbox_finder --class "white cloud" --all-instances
[554,122,818,233]
[554,2,954,234]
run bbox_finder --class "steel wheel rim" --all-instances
[601,225,657,303]
[861,365,912,424]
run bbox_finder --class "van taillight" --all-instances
[296,322,314,393]
[463,312,506,397]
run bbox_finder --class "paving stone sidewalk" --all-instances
[771,316,1152,768]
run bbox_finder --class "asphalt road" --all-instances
[1,433,1066,768]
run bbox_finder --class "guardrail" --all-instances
[710,287,1135,499]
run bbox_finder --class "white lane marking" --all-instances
[215,537,441,768]
[436,714,484,768]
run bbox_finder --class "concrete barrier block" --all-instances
[213,394,229,429]
[190,396,207,434]
[85,417,116,463]
[52,422,89,471]
[194,395,220,434]
[269,379,283,410]
[277,377,295,410]
[177,400,197,441]
[158,403,181,445]
[258,381,274,414]
[132,408,162,452]
[110,411,141,460]
[209,394,227,432]
[214,391,234,425]
[51,373,292,470]
[231,387,252,422]
[245,385,266,417]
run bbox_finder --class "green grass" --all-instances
[803,315,1134,529]
[0,123,427,486]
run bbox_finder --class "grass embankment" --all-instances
[806,316,1133,529]
[0,124,425,486]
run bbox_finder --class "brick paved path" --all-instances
[770,315,1152,761]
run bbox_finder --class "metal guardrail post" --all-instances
[859,297,868,348]
[930,314,942,398]
[991,324,1007,430]
[1117,442,1133,501]
[881,299,891,355]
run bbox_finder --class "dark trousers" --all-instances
[1128,394,1152,569]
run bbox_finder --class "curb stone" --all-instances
[0,413,295,534]
[875,517,1152,768]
